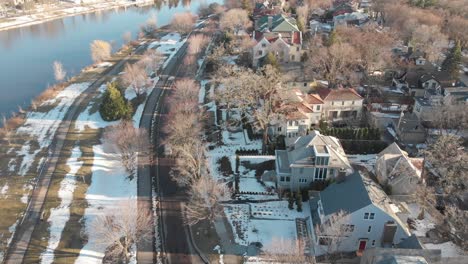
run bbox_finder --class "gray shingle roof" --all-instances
[320,171,372,216]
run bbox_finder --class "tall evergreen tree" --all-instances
[442,41,462,79]
[100,82,132,121]
[288,192,295,210]
[295,191,303,212]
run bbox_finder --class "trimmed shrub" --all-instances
[217,156,233,176]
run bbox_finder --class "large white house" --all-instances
[310,172,411,255]
[275,131,352,190]
[270,88,364,144]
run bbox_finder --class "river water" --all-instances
[0,0,219,119]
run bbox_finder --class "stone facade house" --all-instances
[375,143,423,195]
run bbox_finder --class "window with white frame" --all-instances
[299,178,307,183]
[364,212,375,220]
[368,226,372,232]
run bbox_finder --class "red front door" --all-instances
[358,240,367,251]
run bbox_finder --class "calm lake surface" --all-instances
[0,0,220,119]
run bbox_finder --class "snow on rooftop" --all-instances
[347,154,377,173]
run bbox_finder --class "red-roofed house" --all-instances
[271,88,364,144]
[270,90,324,144]
[317,88,364,122]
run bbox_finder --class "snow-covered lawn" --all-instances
[206,129,262,181]
[396,203,468,258]
[148,32,186,69]
[224,202,305,251]
[199,80,210,104]
[406,203,435,237]
[40,145,83,264]
[251,201,310,220]
[14,82,89,176]
[221,55,238,65]
[425,242,467,258]
[238,156,276,195]
[17,83,89,148]
[75,145,136,264]
[347,154,377,173]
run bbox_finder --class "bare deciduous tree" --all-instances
[304,0,332,9]
[215,65,287,151]
[91,200,153,263]
[336,25,395,81]
[53,61,66,82]
[432,103,468,136]
[315,210,351,263]
[121,62,149,96]
[141,15,157,36]
[410,25,448,62]
[220,8,251,35]
[141,49,164,75]
[424,135,468,195]
[90,40,112,63]
[188,34,210,56]
[122,31,132,44]
[306,38,359,88]
[171,12,195,33]
[103,121,150,174]
[184,175,230,226]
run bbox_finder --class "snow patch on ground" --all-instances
[125,87,137,100]
[16,142,40,176]
[207,129,262,181]
[406,203,435,237]
[0,184,8,196]
[224,201,309,250]
[96,62,112,68]
[75,145,136,264]
[424,242,467,258]
[17,82,89,148]
[75,85,118,132]
[148,32,186,69]
[40,146,83,264]
[132,103,145,128]
[8,158,16,172]
[347,154,377,173]
[221,55,238,65]
[199,80,210,104]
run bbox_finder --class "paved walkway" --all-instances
[4,44,147,264]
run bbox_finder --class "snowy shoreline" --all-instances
[0,0,153,32]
